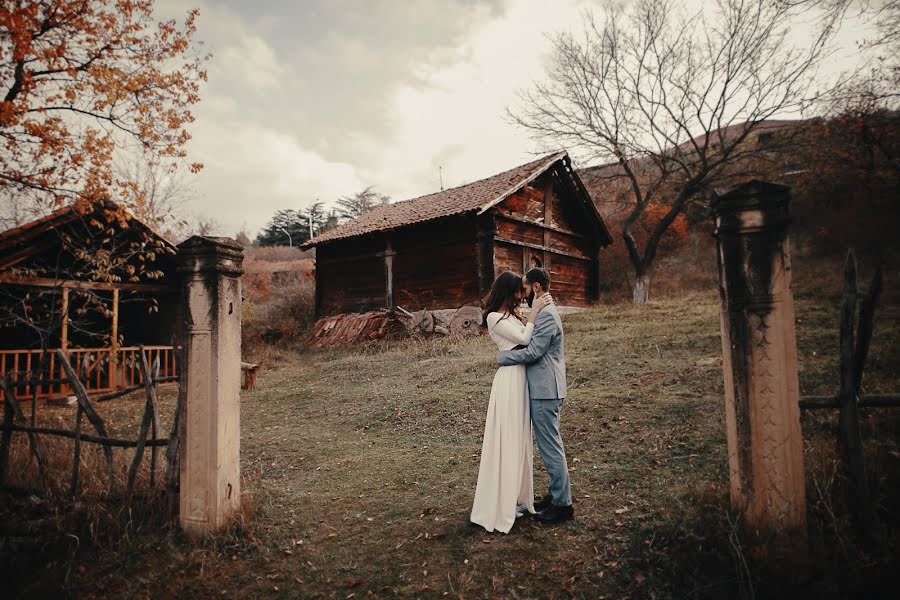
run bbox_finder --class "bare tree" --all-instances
[513,0,840,303]
[115,153,195,239]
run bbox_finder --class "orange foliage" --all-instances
[0,1,208,211]
[634,202,690,250]
[597,200,691,294]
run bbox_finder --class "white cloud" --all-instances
[176,1,365,235]
[165,0,874,236]
[186,104,364,234]
[356,0,590,201]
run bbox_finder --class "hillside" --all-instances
[5,292,898,598]
[578,114,900,299]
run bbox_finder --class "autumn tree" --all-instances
[0,1,206,361]
[1,0,206,214]
[513,0,839,303]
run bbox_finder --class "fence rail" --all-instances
[0,346,181,502]
[797,249,894,547]
[0,345,176,401]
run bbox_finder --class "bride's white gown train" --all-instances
[470,312,536,533]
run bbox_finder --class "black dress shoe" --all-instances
[535,504,574,524]
[534,494,553,512]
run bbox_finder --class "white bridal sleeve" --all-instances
[492,316,534,345]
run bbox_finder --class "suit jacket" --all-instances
[497,304,566,399]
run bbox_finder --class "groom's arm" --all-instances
[498,311,556,366]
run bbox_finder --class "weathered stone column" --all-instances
[176,236,243,535]
[712,181,806,540]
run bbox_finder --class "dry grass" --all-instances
[2,290,898,598]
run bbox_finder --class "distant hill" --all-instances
[577,113,900,299]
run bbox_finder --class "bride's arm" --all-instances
[491,315,534,345]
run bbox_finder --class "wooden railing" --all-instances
[0,348,178,500]
[0,346,176,401]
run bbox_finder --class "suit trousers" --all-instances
[530,397,572,507]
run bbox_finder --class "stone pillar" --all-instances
[712,181,806,540]
[176,236,244,535]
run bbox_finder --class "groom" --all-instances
[498,267,574,524]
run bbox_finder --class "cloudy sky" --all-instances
[158,0,872,236]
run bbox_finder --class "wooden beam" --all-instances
[316,236,473,266]
[0,275,175,293]
[475,215,497,298]
[110,289,119,390]
[384,239,395,309]
[60,288,69,352]
[800,394,900,409]
[0,237,57,271]
[542,183,552,270]
[543,183,553,246]
[495,213,586,240]
[494,237,592,263]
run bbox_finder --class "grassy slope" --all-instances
[6,289,899,598]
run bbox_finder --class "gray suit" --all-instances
[498,306,566,400]
[497,304,572,507]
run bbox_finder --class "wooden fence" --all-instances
[798,250,900,545]
[0,345,176,401]
[0,346,181,503]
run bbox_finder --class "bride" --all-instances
[470,271,553,533]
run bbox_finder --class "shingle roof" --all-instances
[0,199,176,273]
[304,151,571,246]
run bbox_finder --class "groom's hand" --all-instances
[498,345,526,365]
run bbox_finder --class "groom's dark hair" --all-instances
[525,267,551,290]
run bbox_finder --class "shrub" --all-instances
[242,278,315,356]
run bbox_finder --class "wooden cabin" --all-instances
[303,151,613,316]
[0,201,179,400]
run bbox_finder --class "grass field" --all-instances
[2,289,898,598]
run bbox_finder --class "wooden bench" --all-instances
[241,362,259,390]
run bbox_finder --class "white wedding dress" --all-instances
[470,312,536,533]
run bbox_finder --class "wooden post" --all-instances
[57,349,114,489]
[542,183,553,271]
[150,354,160,487]
[711,181,806,546]
[110,288,119,390]
[127,347,159,496]
[70,405,83,498]
[475,214,496,298]
[838,250,878,544]
[60,288,69,352]
[384,238,395,310]
[0,377,12,485]
[0,375,48,486]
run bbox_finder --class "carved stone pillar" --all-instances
[176,236,244,535]
[712,181,806,539]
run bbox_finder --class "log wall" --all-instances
[392,217,480,310]
[316,236,386,315]
[491,174,599,306]
[314,216,481,315]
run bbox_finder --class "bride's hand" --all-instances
[527,294,554,323]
